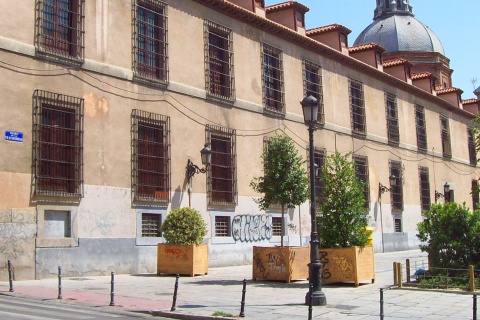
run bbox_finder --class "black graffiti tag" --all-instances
[232,215,273,242]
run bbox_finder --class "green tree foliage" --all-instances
[161,207,207,245]
[250,134,309,246]
[417,202,480,269]
[317,151,369,248]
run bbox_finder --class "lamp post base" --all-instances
[305,290,327,306]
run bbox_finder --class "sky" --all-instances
[265,0,480,98]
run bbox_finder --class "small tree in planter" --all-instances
[157,207,208,276]
[316,151,374,286]
[250,134,310,282]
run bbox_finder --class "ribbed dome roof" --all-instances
[354,1,444,55]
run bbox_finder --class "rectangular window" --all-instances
[132,110,170,202]
[142,213,162,237]
[207,125,237,205]
[35,0,85,63]
[440,116,451,159]
[215,216,230,237]
[418,167,431,212]
[303,61,324,125]
[296,11,304,28]
[314,148,326,210]
[415,105,427,151]
[33,90,84,198]
[349,79,366,134]
[204,21,235,101]
[394,217,402,232]
[44,210,71,238]
[472,180,479,211]
[262,43,284,114]
[353,155,370,208]
[386,93,399,144]
[271,216,282,236]
[468,127,476,165]
[133,0,168,84]
[389,161,403,211]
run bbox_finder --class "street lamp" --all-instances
[186,144,212,183]
[301,95,327,306]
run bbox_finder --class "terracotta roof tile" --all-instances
[266,1,309,13]
[383,58,413,68]
[348,42,385,53]
[411,72,438,80]
[436,87,464,95]
[462,99,479,105]
[306,24,351,36]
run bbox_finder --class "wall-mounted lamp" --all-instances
[379,175,397,196]
[434,190,444,202]
[435,182,451,203]
[186,144,212,183]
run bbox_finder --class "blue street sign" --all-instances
[4,131,23,142]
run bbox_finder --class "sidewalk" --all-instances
[0,250,476,319]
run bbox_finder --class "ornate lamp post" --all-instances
[301,95,326,306]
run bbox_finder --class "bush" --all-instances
[161,207,207,245]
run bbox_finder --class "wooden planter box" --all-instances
[320,246,375,286]
[157,243,208,276]
[252,246,309,283]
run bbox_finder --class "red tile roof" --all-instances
[348,42,385,53]
[411,72,438,80]
[266,1,309,13]
[306,24,352,36]
[383,58,413,67]
[462,99,479,105]
[436,87,464,95]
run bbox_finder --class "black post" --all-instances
[304,124,326,306]
[58,266,62,299]
[308,283,313,320]
[171,274,179,312]
[380,288,384,320]
[7,260,13,292]
[239,279,246,318]
[109,272,115,306]
[474,294,477,320]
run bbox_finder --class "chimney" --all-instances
[265,1,310,35]
[307,24,351,55]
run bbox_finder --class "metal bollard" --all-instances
[239,279,246,318]
[171,274,179,312]
[308,283,313,320]
[380,288,384,320]
[474,294,477,320]
[406,259,410,283]
[8,260,13,292]
[393,262,397,286]
[58,266,62,299]
[109,272,115,306]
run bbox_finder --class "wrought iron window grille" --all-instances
[261,43,285,115]
[349,79,366,134]
[303,61,324,126]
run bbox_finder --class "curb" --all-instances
[152,310,240,320]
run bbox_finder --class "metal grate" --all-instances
[204,20,235,102]
[206,125,237,205]
[215,216,230,237]
[271,217,282,236]
[385,93,399,144]
[415,105,427,152]
[472,180,479,211]
[132,0,168,85]
[32,90,84,198]
[261,43,284,114]
[303,60,324,125]
[418,167,431,212]
[131,109,170,203]
[394,217,402,232]
[35,0,85,64]
[467,127,476,165]
[440,116,451,159]
[142,213,161,237]
[389,161,403,211]
[353,155,370,208]
[349,79,366,134]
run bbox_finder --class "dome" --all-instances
[354,1,444,55]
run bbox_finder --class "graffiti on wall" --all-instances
[232,215,272,242]
[0,224,29,260]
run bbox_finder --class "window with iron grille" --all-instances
[415,105,427,152]
[261,43,284,114]
[33,90,84,198]
[207,125,237,205]
[132,0,168,85]
[131,110,170,202]
[389,161,403,211]
[349,79,366,134]
[394,217,402,232]
[215,216,230,237]
[418,167,431,212]
[353,155,370,208]
[204,21,235,101]
[472,180,479,211]
[303,61,324,125]
[440,115,451,159]
[141,213,162,237]
[271,216,283,236]
[314,148,326,210]
[35,0,85,64]
[385,93,399,144]
[468,127,476,165]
